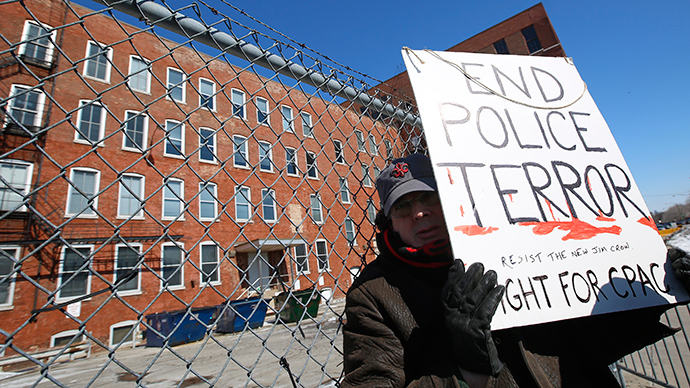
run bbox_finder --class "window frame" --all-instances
[7,84,45,129]
[231,89,246,119]
[121,110,148,152]
[339,178,350,204]
[198,78,216,111]
[199,242,220,285]
[301,112,313,138]
[109,320,139,348]
[166,67,186,103]
[82,40,112,83]
[310,194,323,224]
[355,130,365,152]
[344,217,357,246]
[285,147,298,177]
[294,243,309,274]
[198,127,217,164]
[235,186,251,222]
[261,188,276,223]
[65,167,100,218]
[198,182,218,222]
[232,135,249,169]
[0,246,20,310]
[315,240,329,272]
[113,243,142,295]
[368,135,378,155]
[281,106,294,133]
[161,178,184,221]
[255,96,270,126]
[19,20,57,65]
[306,151,318,180]
[117,173,144,219]
[258,141,273,172]
[74,100,106,146]
[361,163,371,187]
[161,242,185,290]
[50,330,85,348]
[164,119,185,158]
[56,245,93,302]
[0,159,34,213]
[384,139,393,161]
[128,56,151,94]
[333,139,345,164]
[367,200,377,224]
[522,25,542,54]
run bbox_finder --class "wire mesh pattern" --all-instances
[0,0,687,387]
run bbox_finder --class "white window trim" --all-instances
[113,243,142,296]
[121,110,149,153]
[384,139,393,160]
[345,217,357,246]
[285,147,298,177]
[0,159,34,213]
[361,163,372,187]
[367,199,377,224]
[340,178,350,204]
[199,242,221,286]
[261,188,276,223]
[368,134,378,155]
[161,178,185,221]
[82,40,112,83]
[235,186,251,223]
[232,135,249,169]
[56,244,93,303]
[198,77,216,112]
[355,130,365,152]
[310,194,323,224]
[19,20,57,63]
[258,141,273,173]
[306,151,318,180]
[294,244,310,275]
[301,112,313,138]
[164,119,185,159]
[161,242,185,290]
[117,173,145,219]
[74,100,106,146]
[128,56,151,94]
[231,88,246,119]
[166,67,186,103]
[50,330,86,348]
[334,139,345,165]
[199,182,218,222]
[315,240,330,272]
[0,246,19,310]
[65,167,100,218]
[256,97,270,126]
[109,320,139,348]
[281,105,294,133]
[7,84,46,128]
[198,127,217,164]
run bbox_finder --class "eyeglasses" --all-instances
[390,191,440,218]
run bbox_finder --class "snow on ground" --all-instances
[666,226,690,253]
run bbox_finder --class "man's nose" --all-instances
[412,200,430,220]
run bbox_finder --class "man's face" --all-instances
[390,191,449,248]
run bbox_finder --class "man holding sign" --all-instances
[342,49,690,388]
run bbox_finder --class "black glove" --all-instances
[442,260,505,377]
[669,247,690,294]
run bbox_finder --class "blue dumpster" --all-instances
[215,297,270,333]
[145,306,216,347]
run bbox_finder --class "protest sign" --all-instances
[402,49,689,329]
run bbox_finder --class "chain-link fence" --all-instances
[0,0,688,386]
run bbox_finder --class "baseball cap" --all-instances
[376,153,438,216]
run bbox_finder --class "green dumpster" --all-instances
[275,288,321,323]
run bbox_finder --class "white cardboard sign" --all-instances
[402,49,688,329]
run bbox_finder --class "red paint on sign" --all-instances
[637,216,658,231]
[508,193,514,202]
[596,215,616,222]
[447,168,454,185]
[460,205,465,217]
[519,218,621,241]
[454,225,499,236]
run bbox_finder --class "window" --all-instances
[344,218,356,245]
[0,247,19,309]
[306,151,318,179]
[51,330,85,348]
[339,178,350,203]
[334,140,344,164]
[118,174,144,218]
[7,85,45,129]
[281,106,293,133]
[161,243,184,289]
[233,135,248,168]
[164,120,184,158]
[316,240,329,272]
[259,141,273,172]
[128,56,150,93]
[110,321,138,348]
[294,244,309,274]
[384,139,393,161]
[231,89,246,119]
[368,135,378,155]
[122,111,148,151]
[19,20,56,65]
[0,160,33,212]
[301,112,313,137]
[361,163,371,187]
[200,243,219,284]
[261,189,276,223]
[522,25,542,54]
[199,127,216,163]
[285,147,298,176]
[493,39,509,55]
[83,41,112,82]
[167,68,186,103]
[114,244,141,294]
[235,186,251,222]
[162,178,184,220]
[256,97,269,125]
[199,182,217,221]
[373,165,381,180]
[66,168,99,217]
[199,78,215,111]
[355,130,365,152]
[310,194,322,224]
[367,200,377,224]
[57,245,92,300]
[75,100,106,145]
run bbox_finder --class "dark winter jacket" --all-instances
[342,231,678,388]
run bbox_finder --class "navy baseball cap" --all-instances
[377,153,438,216]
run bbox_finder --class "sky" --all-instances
[208,0,688,214]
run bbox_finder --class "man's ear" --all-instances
[375,209,390,232]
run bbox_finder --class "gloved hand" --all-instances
[442,260,505,377]
[669,247,690,294]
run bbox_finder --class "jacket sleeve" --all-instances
[341,283,461,388]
